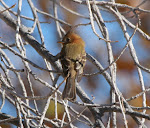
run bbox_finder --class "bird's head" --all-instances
[58,32,84,45]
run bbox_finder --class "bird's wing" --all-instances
[60,57,71,77]
[75,51,86,82]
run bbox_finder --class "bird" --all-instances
[58,32,86,101]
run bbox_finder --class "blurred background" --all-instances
[0,0,150,127]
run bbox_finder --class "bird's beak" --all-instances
[57,41,64,44]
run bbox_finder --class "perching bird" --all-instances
[58,32,86,101]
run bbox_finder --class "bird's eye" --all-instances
[66,38,71,42]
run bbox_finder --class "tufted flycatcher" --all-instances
[58,32,86,101]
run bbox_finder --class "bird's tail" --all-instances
[62,75,76,101]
